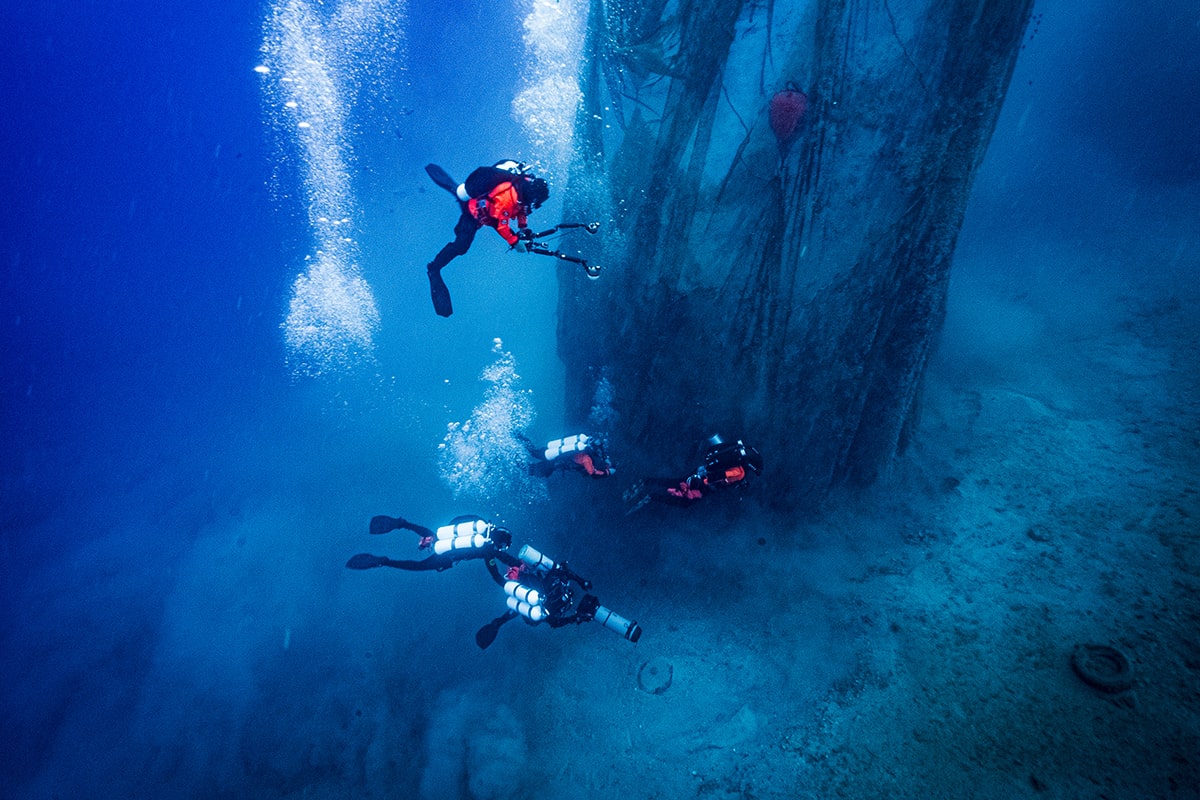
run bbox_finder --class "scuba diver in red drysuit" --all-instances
[624,435,763,513]
[423,160,550,317]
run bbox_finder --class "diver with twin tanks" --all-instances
[475,540,642,649]
[346,514,641,649]
[520,432,615,479]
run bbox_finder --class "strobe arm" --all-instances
[522,221,602,278]
[528,244,601,278]
[529,221,600,240]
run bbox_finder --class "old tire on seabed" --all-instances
[1071,644,1134,694]
[637,658,673,695]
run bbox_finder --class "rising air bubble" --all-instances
[439,340,546,506]
[512,0,585,178]
[259,0,405,377]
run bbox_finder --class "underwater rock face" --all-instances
[558,0,1033,507]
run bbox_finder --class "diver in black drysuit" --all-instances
[474,558,597,649]
[347,515,643,650]
[345,514,520,579]
[626,435,764,510]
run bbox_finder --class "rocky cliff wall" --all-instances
[557,0,1033,508]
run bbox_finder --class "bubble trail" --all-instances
[257,0,405,376]
[439,339,546,507]
[512,0,586,179]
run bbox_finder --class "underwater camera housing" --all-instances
[532,574,572,621]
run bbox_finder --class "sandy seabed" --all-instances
[497,281,1199,799]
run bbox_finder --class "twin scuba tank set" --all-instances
[542,433,592,461]
[541,433,610,470]
[506,544,643,643]
[432,517,495,556]
[429,517,642,643]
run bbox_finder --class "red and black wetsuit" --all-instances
[643,442,760,506]
[428,167,535,271]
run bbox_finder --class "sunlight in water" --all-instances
[439,339,546,506]
[512,0,585,178]
[258,0,405,376]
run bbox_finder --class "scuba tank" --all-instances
[543,434,591,461]
[503,580,547,623]
[704,438,748,472]
[493,159,530,174]
[432,518,494,555]
[506,595,546,622]
[436,518,491,540]
[503,580,540,607]
[517,544,557,573]
[514,545,580,619]
[593,604,643,643]
[433,533,489,555]
[457,161,528,200]
[702,436,763,478]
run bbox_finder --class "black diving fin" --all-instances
[346,553,390,570]
[424,164,459,197]
[369,515,404,535]
[428,268,453,317]
[474,612,515,650]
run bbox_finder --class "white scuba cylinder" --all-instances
[594,605,643,643]
[517,544,557,572]
[506,594,546,623]
[435,519,490,541]
[543,434,589,461]
[503,580,541,607]
[432,533,488,555]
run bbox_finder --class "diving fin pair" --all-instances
[423,164,457,317]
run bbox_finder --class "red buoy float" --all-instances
[769,82,808,146]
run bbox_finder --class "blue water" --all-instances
[2,1,1198,798]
